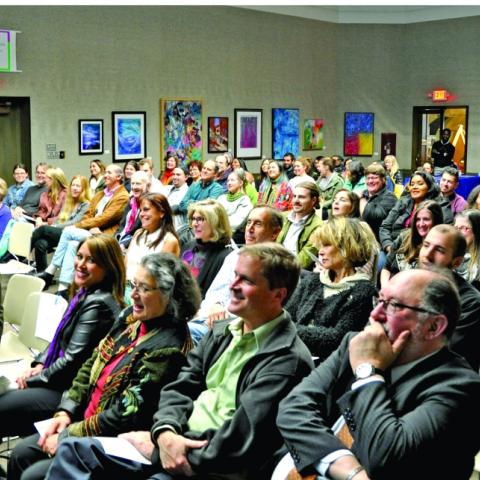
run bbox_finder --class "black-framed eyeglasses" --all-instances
[372,297,439,316]
[126,280,160,295]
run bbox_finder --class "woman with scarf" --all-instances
[0,234,125,440]
[8,253,201,480]
[257,160,293,211]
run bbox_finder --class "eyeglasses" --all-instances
[126,280,160,295]
[456,225,472,232]
[191,216,205,223]
[372,297,439,316]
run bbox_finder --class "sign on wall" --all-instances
[0,30,21,72]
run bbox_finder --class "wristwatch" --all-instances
[354,362,382,380]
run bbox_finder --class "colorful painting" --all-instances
[303,119,324,151]
[234,109,262,159]
[78,119,103,155]
[161,99,203,168]
[344,112,374,156]
[208,117,228,153]
[272,108,299,159]
[112,112,146,161]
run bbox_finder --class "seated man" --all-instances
[277,269,480,480]
[276,182,322,270]
[45,243,314,480]
[37,164,129,290]
[438,166,467,224]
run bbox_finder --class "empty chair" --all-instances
[7,221,34,263]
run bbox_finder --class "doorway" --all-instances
[412,105,468,173]
[0,97,31,183]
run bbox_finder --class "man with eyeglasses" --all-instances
[277,268,480,480]
[418,224,480,371]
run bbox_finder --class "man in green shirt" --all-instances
[46,244,314,480]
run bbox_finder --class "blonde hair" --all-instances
[0,178,7,201]
[312,217,377,268]
[384,155,399,176]
[188,199,232,244]
[46,167,68,205]
[58,175,92,224]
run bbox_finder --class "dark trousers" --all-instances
[31,225,62,272]
[0,387,61,438]
[8,433,52,480]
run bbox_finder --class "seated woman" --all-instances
[125,193,180,296]
[231,158,258,206]
[0,234,125,439]
[381,200,443,287]
[383,154,404,196]
[8,253,201,480]
[288,157,316,190]
[31,175,91,273]
[159,152,178,185]
[187,160,202,185]
[3,163,34,210]
[455,209,480,290]
[217,168,253,244]
[286,217,377,360]
[343,160,366,197]
[33,167,68,227]
[88,159,106,195]
[256,157,270,190]
[331,188,360,218]
[0,178,12,239]
[467,185,480,210]
[257,160,293,211]
[181,199,232,299]
[122,160,139,193]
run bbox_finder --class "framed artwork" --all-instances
[272,108,299,159]
[303,119,325,151]
[78,120,103,155]
[381,132,397,160]
[208,116,228,153]
[160,99,203,168]
[234,109,262,159]
[111,111,146,162]
[344,112,374,156]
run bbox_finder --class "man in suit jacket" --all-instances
[277,268,480,480]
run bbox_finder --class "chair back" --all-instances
[8,221,34,260]
[3,274,45,327]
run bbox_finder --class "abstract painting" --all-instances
[303,119,324,151]
[234,109,262,159]
[272,108,299,159]
[208,116,228,153]
[344,112,374,156]
[78,119,103,155]
[112,112,146,161]
[161,99,203,168]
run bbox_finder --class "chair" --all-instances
[2,274,45,330]
[7,221,34,263]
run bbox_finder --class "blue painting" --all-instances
[112,112,146,161]
[79,119,103,155]
[272,108,299,159]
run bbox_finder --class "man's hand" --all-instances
[349,318,411,372]
[39,433,59,457]
[157,431,207,477]
[119,431,154,461]
[16,364,44,389]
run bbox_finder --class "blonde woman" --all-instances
[31,175,91,272]
[33,167,68,226]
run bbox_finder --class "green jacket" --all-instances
[277,211,323,270]
[318,173,344,210]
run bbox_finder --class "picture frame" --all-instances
[208,116,228,153]
[78,119,103,155]
[160,99,203,169]
[344,112,374,156]
[234,109,262,159]
[272,108,299,159]
[381,132,397,160]
[303,119,325,151]
[111,111,146,162]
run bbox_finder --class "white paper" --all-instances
[95,436,152,465]
[0,259,34,274]
[34,294,68,342]
[34,417,56,437]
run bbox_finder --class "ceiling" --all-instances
[237,5,480,24]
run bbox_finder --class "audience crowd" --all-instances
[0,151,479,480]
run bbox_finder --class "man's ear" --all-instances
[274,287,288,306]
[425,314,448,340]
[451,256,464,270]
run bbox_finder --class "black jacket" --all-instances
[362,187,397,241]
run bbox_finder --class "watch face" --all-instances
[355,363,375,379]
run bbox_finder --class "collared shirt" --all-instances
[4,179,35,209]
[187,313,285,432]
[282,212,310,255]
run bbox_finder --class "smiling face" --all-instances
[172,168,187,188]
[293,161,306,177]
[227,172,243,194]
[70,178,83,199]
[191,210,213,241]
[130,175,148,199]
[332,191,353,217]
[440,172,458,196]
[415,208,434,238]
[35,165,47,185]
[104,165,122,189]
[455,216,474,247]
[409,175,429,203]
[267,162,281,180]
[13,167,28,185]
[131,266,167,322]
[74,242,106,290]
[166,156,177,170]
[292,187,316,217]
[366,174,384,196]
[140,199,164,233]
[90,162,101,178]
[261,159,270,173]
[124,164,137,179]
[201,161,217,182]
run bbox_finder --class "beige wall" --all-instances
[0,6,479,178]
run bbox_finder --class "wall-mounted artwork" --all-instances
[161,99,203,168]
[112,112,146,162]
[234,109,262,159]
[208,116,228,153]
[272,108,299,159]
[381,132,397,160]
[344,112,374,156]
[78,119,103,155]
[303,119,324,151]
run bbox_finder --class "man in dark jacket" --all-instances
[44,244,314,480]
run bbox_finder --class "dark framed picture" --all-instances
[234,109,262,159]
[381,132,397,160]
[272,108,299,159]
[344,112,374,156]
[208,116,228,153]
[112,111,146,162]
[78,119,103,155]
